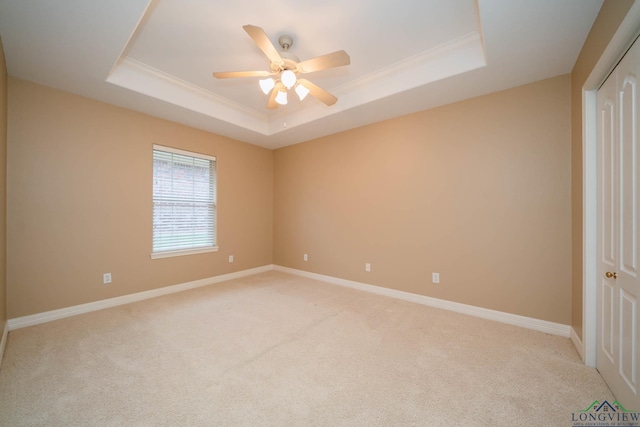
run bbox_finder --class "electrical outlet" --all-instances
[229,255,234,263]
[365,263,371,272]
[303,253,308,261]
[103,273,112,284]
[432,272,440,284]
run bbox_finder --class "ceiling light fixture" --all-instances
[275,90,288,105]
[281,70,297,89]
[260,73,308,103]
[259,78,275,95]
[295,83,310,101]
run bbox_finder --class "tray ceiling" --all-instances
[0,0,603,148]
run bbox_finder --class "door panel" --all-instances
[603,281,615,362]
[619,74,638,278]
[620,290,636,392]
[602,98,616,268]
[598,70,618,386]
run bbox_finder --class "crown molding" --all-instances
[107,57,270,132]
[107,32,485,139]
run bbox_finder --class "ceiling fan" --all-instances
[213,25,350,109]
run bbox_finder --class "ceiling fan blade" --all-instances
[298,50,350,73]
[267,81,285,109]
[213,70,272,79]
[298,79,338,106]
[243,25,283,66]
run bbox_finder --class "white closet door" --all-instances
[597,35,640,409]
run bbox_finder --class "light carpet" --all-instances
[0,271,612,426]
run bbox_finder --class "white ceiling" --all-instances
[0,0,603,149]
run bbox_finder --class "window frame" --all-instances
[150,144,218,259]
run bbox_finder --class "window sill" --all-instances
[150,246,219,259]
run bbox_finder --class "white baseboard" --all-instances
[570,326,584,361]
[0,320,8,368]
[7,264,571,339]
[8,265,275,331]
[274,265,571,337]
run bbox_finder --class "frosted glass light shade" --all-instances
[295,83,310,101]
[281,70,297,89]
[259,78,275,94]
[275,90,288,105]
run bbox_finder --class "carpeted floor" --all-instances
[0,271,613,426]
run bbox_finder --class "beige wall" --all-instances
[274,75,571,325]
[5,3,630,327]
[0,37,7,327]
[7,78,273,318]
[570,0,634,340]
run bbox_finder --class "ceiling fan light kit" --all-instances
[259,78,275,94]
[280,69,297,89]
[295,83,310,101]
[275,89,288,105]
[213,25,350,109]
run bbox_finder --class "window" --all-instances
[151,145,217,259]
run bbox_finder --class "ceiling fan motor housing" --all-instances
[279,51,300,71]
[273,35,300,72]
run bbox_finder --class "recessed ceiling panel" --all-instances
[110,0,483,136]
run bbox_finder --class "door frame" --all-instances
[582,2,640,367]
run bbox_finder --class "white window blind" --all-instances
[152,145,217,258]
